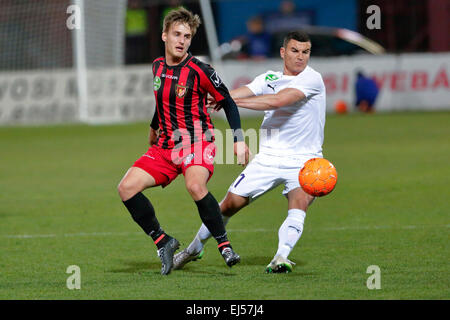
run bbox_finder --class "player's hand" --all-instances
[206,95,222,112]
[149,128,159,146]
[234,141,252,167]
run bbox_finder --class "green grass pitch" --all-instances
[0,111,449,300]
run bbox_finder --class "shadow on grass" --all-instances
[175,257,315,277]
[240,256,317,277]
[108,257,314,277]
[240,256,308,267]
[108,259,236,277]
[178,267,238,277]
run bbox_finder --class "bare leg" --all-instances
[117,167,156,201]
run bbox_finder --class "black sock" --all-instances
[195,192,231,252]
[122,192,169,249]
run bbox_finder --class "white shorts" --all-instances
[228,153,321,202]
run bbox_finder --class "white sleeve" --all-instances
[287,69,323,98]
[245,73,266,96]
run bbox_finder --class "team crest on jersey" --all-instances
[183,153,195,166]
[175,83,188,98]
[265,74,279,82]
[153,76,161,91]
[210,71,223,87]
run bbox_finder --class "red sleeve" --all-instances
[152,57,164,75]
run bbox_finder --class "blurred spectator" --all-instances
[265,1,314,34]
[242,16,272,59]
[125,0,150,64]
[355,70,380,113]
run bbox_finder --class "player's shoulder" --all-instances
[151,57,164,73]
[189,55,207,67]
[300,65,322,79]
[187,56,207,70]
[188,56,215,74]
[253,70,282,83]
[262,70,282,79]
[297,66,325,86]
[152,56,165,65]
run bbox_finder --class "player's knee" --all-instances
[186,182,207,200]
[117,179,139,201]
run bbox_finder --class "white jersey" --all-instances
[246,65,326,158]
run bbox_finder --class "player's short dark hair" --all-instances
[283,31,311,47]
[163,7,201,36]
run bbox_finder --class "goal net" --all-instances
[0,0,154,125]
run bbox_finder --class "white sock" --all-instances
[187,214,230,254]
[276,209,306,259]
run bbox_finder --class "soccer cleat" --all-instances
[265,255,296,273]
[156,237,180,275]
[221,247,241,267]
[173,248,204,270]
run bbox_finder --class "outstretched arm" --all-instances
[235,88,305,110]
[207,86,255,111]
[230,86,255,99]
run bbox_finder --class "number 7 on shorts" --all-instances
[234,174,245,188]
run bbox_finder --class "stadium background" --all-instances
[0,0,448,301]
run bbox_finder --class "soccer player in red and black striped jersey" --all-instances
[117,8,250,275]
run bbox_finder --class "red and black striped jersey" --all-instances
[151,53,233,149]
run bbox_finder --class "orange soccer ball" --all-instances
[334,100,348,114]
[298,158,338,197]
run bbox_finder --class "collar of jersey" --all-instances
[164,52,193,68]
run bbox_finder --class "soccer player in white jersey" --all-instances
[173,31,326,273]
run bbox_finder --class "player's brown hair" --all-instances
[163,7,201,36]
[283,31,311,47]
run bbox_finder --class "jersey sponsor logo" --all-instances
[183,153,195,166]
[210,71,223,87]
[176,83,188,98]
[153,76,161,91]
[265,74,279,82]
[161,73,179,80]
